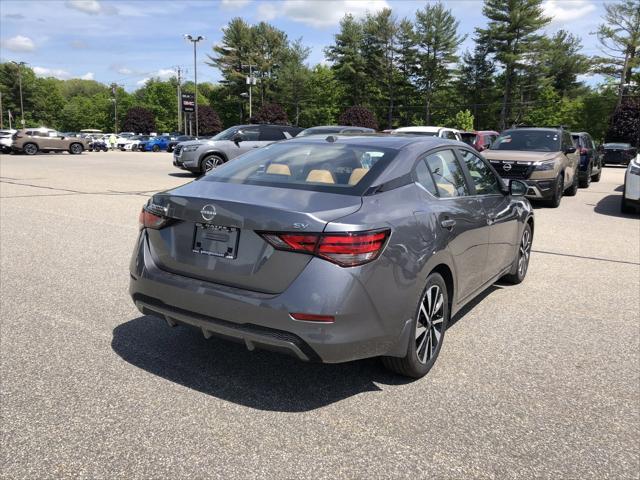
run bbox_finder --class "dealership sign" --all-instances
[181,93,195,112]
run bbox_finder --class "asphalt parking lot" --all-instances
[1,150,638,479]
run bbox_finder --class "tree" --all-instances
[451,110,475,131]
[594,0,640,105]
[298,65,343,127]
[338,106,378,130]
[251,103,289,124]
[325,14,367,106]
[414,3,465,124]
[395,19,419,126]
[252,22,289,106]
[606,97,640,147]
[540,30,590,96]
[197,106,223,135]
[122,107,156,134]
[455,44,498,129]
[476,0,550,129]
[277,39,311,125]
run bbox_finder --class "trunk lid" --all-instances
[146,181,362,293]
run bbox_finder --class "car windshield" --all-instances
[603,143,631,149]
[460,133,477,145]
[298,127,343,137]
[201,141,398,195]
[490,130,560,152]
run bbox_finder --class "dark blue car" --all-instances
[140,136,171,152]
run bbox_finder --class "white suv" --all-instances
[394,126,462,141]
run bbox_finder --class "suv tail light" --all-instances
[579,147,588,155]
[259,229,390,267]
[138,205,171,230]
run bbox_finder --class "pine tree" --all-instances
[476,0,550,129]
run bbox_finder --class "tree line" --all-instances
[0,0,638,144]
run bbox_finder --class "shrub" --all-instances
[122,107,155,134]
[197,106,223,135]
[338,106,378,130]
[251,103,289,125]
[606,98,640,148]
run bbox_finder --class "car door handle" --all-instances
[440,218,456,230]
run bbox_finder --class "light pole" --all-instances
[184,34,205,137]
[242,63,257,118]
[11,61,26,127]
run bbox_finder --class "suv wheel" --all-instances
[69,143,83,155]
[546,174,564,208]
[152,145,160,152]
[502,224,532,284]
[565,170,579,196]
[382,273,449,378]
[579,164,592,188]
[201,154,225,174]
[591,166,602,182]
[23,142,39,156]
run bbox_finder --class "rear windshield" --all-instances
[201,141,398,195]
[460,133,477,145]
[490,130,560,152]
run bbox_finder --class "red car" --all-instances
[460,130,500,152]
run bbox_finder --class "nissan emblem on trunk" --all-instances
[200,204,217,222]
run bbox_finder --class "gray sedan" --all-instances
[131,135,534,378]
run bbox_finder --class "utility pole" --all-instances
[110,83,120,134]
[184,34,205,137]
[11,61,26,127]
[176,66,182,133]
[242,63,257,118]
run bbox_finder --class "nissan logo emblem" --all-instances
[200,204,216,222]
[503,163,512,172]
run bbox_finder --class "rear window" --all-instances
[491,130,560,152]
[201,141,398,195]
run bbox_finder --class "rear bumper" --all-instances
[129,232,409,363]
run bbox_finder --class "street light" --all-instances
[241,63,257,118]
[11,61,26,126]
[184,34,205,137]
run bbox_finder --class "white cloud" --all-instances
[542,0,596,22]
[1,35,35,52]
[221,0,251,8]
[135,69,175,86]
[257,0,390,28]
[80,72,94,80]
[136,77,150,86]
[65,0,118,15]
[33,66,71,79]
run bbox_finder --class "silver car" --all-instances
[173,124,302,174]
[132,135,534,378]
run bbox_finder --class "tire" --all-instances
[502,223,532,284]
[132,145,138,152]
[152,145,160,152]
[579,164,591,188]
[545,174,563,208]
[167,146,174,153]
[591,167,601,182]
[200,154,225,174]
[382,273,449,379]
[69,143,83,155]
[23,142,39,156]
[565,169,578,196]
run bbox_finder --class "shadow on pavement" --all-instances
[447,285,502,329]
[594,194,639,218]
[112,315,412,412]
[168,172,196,178]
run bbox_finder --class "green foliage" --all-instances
[197,105,223,135]
[451,110,475,131]
[297,66,343,128]
[251,103,289,125]
[122,107,156,134]
[606,98,640,147]
[522,85,583,128]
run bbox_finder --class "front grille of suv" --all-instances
[489,161,534,179]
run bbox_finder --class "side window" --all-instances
[239,127,260,141]
[459,150,502,195]
[425,149,469,198]
[443,130,456,140]
[258,127,285,141]
[414,159,438,196]
[562,132,573,150]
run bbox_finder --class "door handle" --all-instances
[440,218,456,230]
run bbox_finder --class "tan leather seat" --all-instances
[348,168,368,185]
[306,170,335,184]
[266,164,291,176]
[436,183,455,197]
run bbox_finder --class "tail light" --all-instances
[138,204,171,230]
[259,229,390,267]
[290,313,335,323]
[579,147,588,155]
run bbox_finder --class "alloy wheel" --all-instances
[204,156,224,172]
[415,285,445,364]
[24,144,37,155]
[518,229,531,277]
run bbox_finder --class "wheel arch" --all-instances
[198,150,228,164]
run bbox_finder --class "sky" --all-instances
[0,0,609,90]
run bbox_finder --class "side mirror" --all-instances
[232,133,244,145]
[509,179,528,196]
[565,146,576,154]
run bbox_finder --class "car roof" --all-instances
[395,126,443,133]
[504,127,561,133]
[285,133,456,150]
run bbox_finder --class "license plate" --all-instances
[192,224,239,259]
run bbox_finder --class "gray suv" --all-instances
[173,124,303,174]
